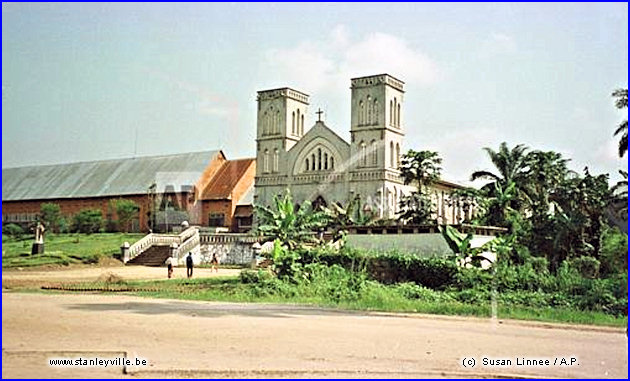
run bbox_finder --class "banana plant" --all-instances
[438,225,495,267]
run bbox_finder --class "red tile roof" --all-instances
[201,158,255,200]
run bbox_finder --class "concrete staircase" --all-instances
[126,245,171,266]
[124,226,200,266]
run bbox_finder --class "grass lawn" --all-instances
[2,233,144,268]
[56,275,627,328]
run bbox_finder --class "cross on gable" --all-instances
[316,108,324,122]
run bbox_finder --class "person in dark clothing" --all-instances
[186,252,194,278]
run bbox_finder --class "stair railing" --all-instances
[127,226,199,262]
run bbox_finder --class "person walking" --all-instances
[165,256,174,279]
[186,252,194,278]
[210,252,220,273]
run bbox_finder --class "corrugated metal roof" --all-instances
[236,184,254,206]
[201,158,255,200]
[2,151,221,201]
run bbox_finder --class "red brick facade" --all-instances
[2,155,256,233]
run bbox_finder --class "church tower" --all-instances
[349,74,405,172]
[349,74,406,217]
[256,88,309,177]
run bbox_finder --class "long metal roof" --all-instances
[2,150,221,201]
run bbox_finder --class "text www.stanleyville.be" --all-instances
[49,356,147,368]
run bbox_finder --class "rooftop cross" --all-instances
[316,108,324,122]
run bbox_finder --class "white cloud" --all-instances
[425,127,506,185]
[261,25,440,95]
[341,32,439,85]
[481,32,517,56]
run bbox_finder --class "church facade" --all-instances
[254,74,471,224]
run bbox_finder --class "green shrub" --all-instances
[599,227,628,277]
[72,209,103,234]
[455,267,492,290]
[304,247,460,289]
[239,269,273,284]
[394,282,453,303]
[568,256,600,279]
[2,223,24,240]
[40,203,62,233]
[529,256,549,274]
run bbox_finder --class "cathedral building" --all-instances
[254,74,471,224]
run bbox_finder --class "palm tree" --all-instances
[471,142,529,192]
[399,150,442,194]
[254,189,329,249]
[484,181,518,227]
[521,150,571,219]
[612,88,627,157]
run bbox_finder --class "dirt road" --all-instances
[2,292,627,378]
[2,266,240,289]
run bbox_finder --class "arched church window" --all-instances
[396,143,401,168]
[359,101,364,125]
[301,115,304,135]
[370,140,377,165]
[397,103,401,127]
[273,149,279,173]
[389,100,393,126]
[393,186,398,213]
[393,98,397,126]
[276,110,281,134]
[367,95,372,125]
[292,111,296,134]
[268,106,274,134]
[305,158,309,172]
[296,109,301,135]
[360,142,367,167]
[311,153,316,170]
[264,149,270,173]
[374,99,379,125]
[330,156,334,170]
[318,148,322,170]
[263,111,268,135]
[390,141,394,168]
[324,153,328,170]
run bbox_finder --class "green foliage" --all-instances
[397,192,435,224]
[72,209,104,234]
[40,203,63,233]
[269,239,303,280]
[239,269,274,284]
[302,247,460,289]
[399,149,442,190]
[255,189,329,249]
[2,233,143,268]
[470,142,529,195]
[568,256,600,279]
[397,150,442,224]
[323,196,377,239]
[612,88,628,157]
[610,170,628,225]
[111,199,140,232]
[599,227,628,277]
[438,225,499,267]
[2,223,25,240]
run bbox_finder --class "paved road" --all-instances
[2,292,627,378]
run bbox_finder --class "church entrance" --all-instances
[312,195,328,211]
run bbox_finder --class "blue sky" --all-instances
[2,2,628,184]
